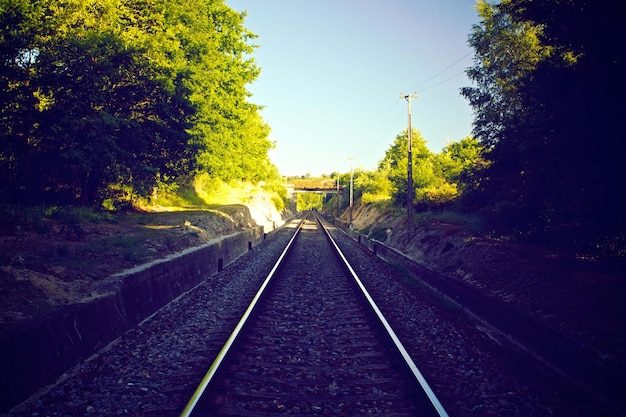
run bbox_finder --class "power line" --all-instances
[405,51,472,92]
[357,98,404,165]
[420,71,466,92]
[369,98,402,143]
[362,52,473,163]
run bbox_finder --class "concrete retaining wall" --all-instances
[0,226,264,413]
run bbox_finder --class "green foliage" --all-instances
[269,193,285,212]
[374,130,483,210]
[462,0,551,149]
[1,0,198,205]
[377,129,430,206]
[434,137,483,184]
[0,0,278,208]
[262,181,288,212]
[296,193,323,212]
[461,0,626,255]
[0,204,112,235]
[354,169,392,203]
[317,133,482,216]
[45,206,113,225]
[415,182,458,207]
[134,172,288,214]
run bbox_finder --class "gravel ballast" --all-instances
[3,217,613,417]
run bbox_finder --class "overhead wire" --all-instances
[405,51,472,92]
[362,51,473,163]
[370,98,402,143]
[358,98,404,166]
[419,71,466,92]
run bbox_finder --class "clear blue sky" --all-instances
[226,0,479,177]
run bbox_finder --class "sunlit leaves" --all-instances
[375,131,483,209]
[0,0,276,206]
[462,0,551,148]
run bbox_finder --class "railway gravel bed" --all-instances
[3,215,615,417]
[195,218,437,416]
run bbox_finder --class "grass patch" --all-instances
[0,205,114,235]
[46,206,113,225]
[135,174,288,214]
[86,234,148,263]
[414,210,484,234]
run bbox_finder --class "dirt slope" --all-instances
[0,203,287,334]
[341,202,626,369]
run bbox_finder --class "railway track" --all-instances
[5,213,612,417]
[181,213,448,417]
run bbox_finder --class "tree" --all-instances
[0,0,51,200]
[462,0,625,253]
[378,130,436,207]
[434,136,482,184]
[36,33,195,204]
[0,0,277,206]
[354,168,392,203]
[168,0,276,184]
[429,136,484,206]
[462,0,550,149]
[296,192,323,211]
[1,0,197,204]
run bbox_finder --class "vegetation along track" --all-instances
[181,213,448,417]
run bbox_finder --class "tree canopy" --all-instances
[461,0,625,252]
[0,0,277,206]
[375,131,482,209]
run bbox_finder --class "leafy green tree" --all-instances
[462,0,625,253]
[36,33,195,204]
[0,0,277,206]
[462,0,550,149]
[434,136,482,184]
[354,168,391,203]
[419,136,483,207]
[0,0,51,199]
[1,0,196,204]
[378,130,436,207]
[162,0,276,183]
[296,192,323,211]
[375,132,483,210]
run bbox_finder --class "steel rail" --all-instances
[315,213,450,417]
[179,214,307,417]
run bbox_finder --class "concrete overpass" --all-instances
[285,184,345,196]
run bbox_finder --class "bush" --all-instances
[270,193,285,212]
[415,182,459,208]
[362,192,391,204]
[46,206,112,224]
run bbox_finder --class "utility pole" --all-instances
[348,157,355,226]
[336,176,340,217]
[402,92,418,241]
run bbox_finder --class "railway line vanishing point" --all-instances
[181,213,448,416]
